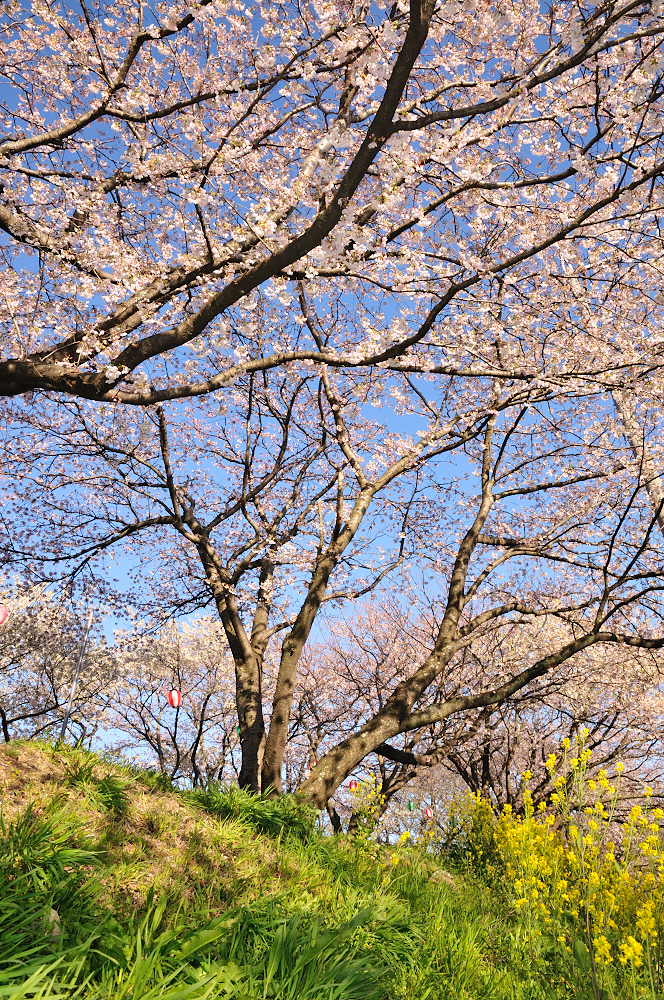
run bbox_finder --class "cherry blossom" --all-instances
[0,0,663,411]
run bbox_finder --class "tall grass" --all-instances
[0,791,395,1000]
[185,782,317,839]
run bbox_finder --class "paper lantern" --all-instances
[407,800,414,811]
[424,806,433,819]
[349,779,359,791]
[0,604,7,625]
[167,689,182,708]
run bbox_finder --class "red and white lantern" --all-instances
[424,806,433,819]
[0,604,7,625]
[167,689,182,708]
[349,779,359,791]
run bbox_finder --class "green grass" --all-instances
[0,740,602,1000]
[185,782,317,839]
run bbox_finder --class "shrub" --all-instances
[449,731,664,999]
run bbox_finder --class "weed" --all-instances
[94,775,132,816]
[186,783,317,839]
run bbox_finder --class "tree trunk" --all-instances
[326,802,343,834]
[0,707,10,743]
[261,637,304,794]
[199,547,265,792]
[261,527,366,793]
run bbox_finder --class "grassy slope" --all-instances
[0,742,542,1000]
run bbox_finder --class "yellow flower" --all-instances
[593,935,612,965]
[618,937,644,967]
[636,902,658,938]
[451,771,664,974]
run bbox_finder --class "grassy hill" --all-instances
[0,741,607,1000]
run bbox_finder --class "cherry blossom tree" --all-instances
[1,0,664,408]
[296,395,664,809]
[0,580,114,742]
[3,357,501,789]
[285,596,664,830]
[4,0,664,811]
[4,350,664,808]
[109,617,241,785]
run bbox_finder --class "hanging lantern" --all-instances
[349,779,359,791]
[407,800,414,811]
[0,604,7,625]
[167,689,182,708]
[424,806,433,819]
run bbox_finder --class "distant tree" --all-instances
[110,618,240,786]
[0,582,113,742]
[440,659,664,815]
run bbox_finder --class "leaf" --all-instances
[572,938,591,975]
[176,917,238,959]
